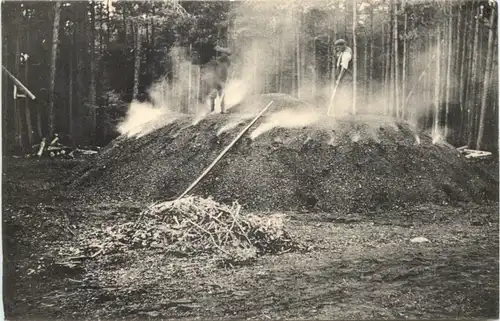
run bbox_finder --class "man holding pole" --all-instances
[334,39,352,87]
[327,38,353,116]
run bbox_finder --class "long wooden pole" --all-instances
[2,66,36,100]
[176,101,274,200]
[327,81,341,117]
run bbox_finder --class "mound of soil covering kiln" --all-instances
[68,94,498,213]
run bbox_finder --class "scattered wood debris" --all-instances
[60,196,301,266]
[29,134,99,159]
[457,146,493,159]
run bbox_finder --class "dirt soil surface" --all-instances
[3,156,499,320]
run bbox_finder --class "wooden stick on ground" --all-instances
[176,100,274,200]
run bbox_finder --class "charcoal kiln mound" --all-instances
[68,94,498,213]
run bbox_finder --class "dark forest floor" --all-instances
[3,156,499,320]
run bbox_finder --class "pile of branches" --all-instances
[68,197,299,264]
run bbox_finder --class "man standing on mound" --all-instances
[334,39,352,86]
[208,45,232,114]
[333,38,353,114]
[313,36,353,114]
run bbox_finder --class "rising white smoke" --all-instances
[117,101,181,139]
[118,0,452,143]
[249,108,322,140]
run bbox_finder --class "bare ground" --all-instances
[3,156,499,320]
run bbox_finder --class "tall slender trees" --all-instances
[1,0,498,152]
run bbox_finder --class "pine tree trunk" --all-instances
[24,28,33,146]
[75,5,85,144]
[300,34,305,98]
[252,41,258,94]
[382,22,387,111]
[89,1,97,142]
[489,35,498,140]
[14,24,22,149]
[97,2,104,142]
[278,33,283,92]
[36,14,46,138]
[463,6,475,143]
[99,4,104,91]
[467,6,480,147]
[133,22,142,100]
[188,44,192,112]
[433,26,442,141]
[296,12,301,99]
[476,7,496,150]
[363,31,368,101]
[151,5,155,49]
[444,5,453,139]
[107,1,111,48]
[312,30,317,98]
[388,3,395,116]
[393,1,399,118]
[301,9,306,97]
[384,20,391,115]
[123,6,129,44]
[474,11,485,143]
[423,35,429,106]
[330,16,335,82]
[48,1,61,138]
[3,30,9,145]
[195,65,201,108]
[369,6,374,98]
[352,0,357,115]
[455,2,463,101]
[69,23,74,144]
[457,3,466,142]
[402,1,407,120]
[104,1,111,142]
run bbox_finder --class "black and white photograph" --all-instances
[2,0,499,320]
